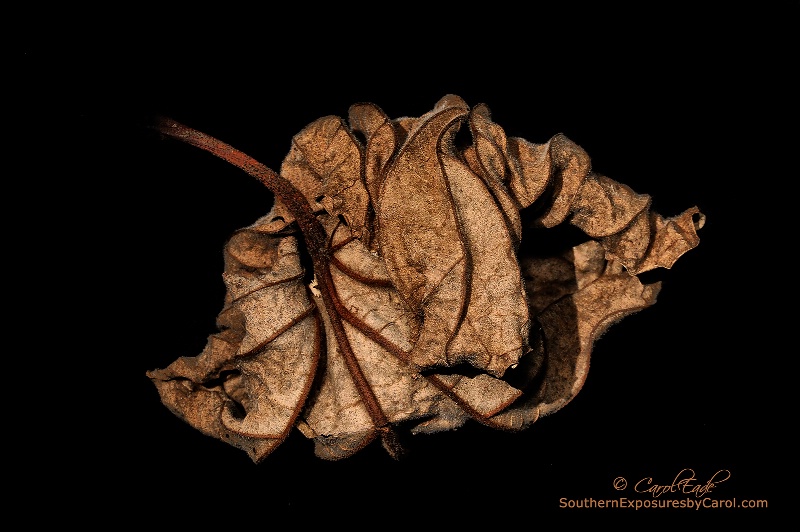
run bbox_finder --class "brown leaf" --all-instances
[147,96,704,461]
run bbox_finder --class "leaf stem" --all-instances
[150,117,397,452]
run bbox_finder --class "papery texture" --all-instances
[148,95,704,462]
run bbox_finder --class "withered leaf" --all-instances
[147,95,705,462]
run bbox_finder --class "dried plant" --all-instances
[147,95,704,462]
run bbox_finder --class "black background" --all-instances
[20,3,794,526]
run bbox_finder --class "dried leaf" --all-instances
[147,95,705,462]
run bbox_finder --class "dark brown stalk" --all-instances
[150,118,399,455]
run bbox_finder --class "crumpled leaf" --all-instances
[147,95,705,462]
